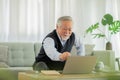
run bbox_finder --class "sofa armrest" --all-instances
[116,57,120,70]
[92,50,115,70]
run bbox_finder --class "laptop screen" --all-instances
[62,56,97,74]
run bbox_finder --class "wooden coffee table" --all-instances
[18,71,120,80]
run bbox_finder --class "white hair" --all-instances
[57,16,73,27]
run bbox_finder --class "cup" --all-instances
[95,61,104,71]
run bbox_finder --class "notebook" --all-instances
[62,56,97,74]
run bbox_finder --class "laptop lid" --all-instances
[62,56,97,74]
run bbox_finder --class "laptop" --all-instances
[62,56,97,74]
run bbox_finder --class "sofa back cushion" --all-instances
[34,42,42,56]
[85,44,95,56]
[71,44,95,56]
[0,42,35,67]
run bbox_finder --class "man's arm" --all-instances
[43,37,70,61]
[74,36,85,56]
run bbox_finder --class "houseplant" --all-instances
[85,13,120,50]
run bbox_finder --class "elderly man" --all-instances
[33,16,85,71]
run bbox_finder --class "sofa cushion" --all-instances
[0,45,8,63]
[0,68,17,80]
[34,42,42,56]
[71,44,95,56]
[0,62,9,68]
[0,42,35,67]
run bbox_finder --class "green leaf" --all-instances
[109,21,120,34]
[101,14,113,25]
[86,23,99,33]
[92,33,105,38]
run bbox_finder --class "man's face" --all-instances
[57,21,73,40]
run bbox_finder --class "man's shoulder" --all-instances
[70,32,75,38]
[47,30,57,37]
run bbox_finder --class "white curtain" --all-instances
[0,0,120,57]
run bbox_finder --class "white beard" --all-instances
[61,36,69,40]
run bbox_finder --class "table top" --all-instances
[18,70,120,80]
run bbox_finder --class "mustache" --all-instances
[61,36,69,40]
[64,34,70,36]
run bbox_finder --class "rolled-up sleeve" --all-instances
[43,37,61,61]
[74,36,85,56]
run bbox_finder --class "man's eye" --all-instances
[69,29,72,31]
[62,28,66,30]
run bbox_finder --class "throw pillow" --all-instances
[0,45,8,63]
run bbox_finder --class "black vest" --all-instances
[35,30,75,70]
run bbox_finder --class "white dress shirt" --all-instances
[43,33,85,61]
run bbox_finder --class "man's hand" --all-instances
[59,52,71,61]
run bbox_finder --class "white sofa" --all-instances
[0,42,116,80]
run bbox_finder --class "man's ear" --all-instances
[56,25,59,29]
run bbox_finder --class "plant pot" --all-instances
[106,41,112,50]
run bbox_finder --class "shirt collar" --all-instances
[56,31,67,46]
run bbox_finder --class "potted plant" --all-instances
[85,13,120,50]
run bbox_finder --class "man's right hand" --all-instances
[59,52,71,61]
